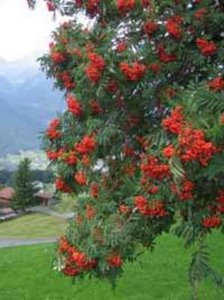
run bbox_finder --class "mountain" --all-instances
[0,58,65,156]
[0,98,40,155]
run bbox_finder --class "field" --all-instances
[0,232,223,300]
[51,194,77,213]
[0,213,67,239]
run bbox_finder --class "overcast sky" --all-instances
[0,0,63,62]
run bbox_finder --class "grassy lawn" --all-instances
[0,232,223,300]
[51,194,77,213]
[0,213,67,239]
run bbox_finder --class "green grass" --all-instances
[0,213,67,239]
[0,232,223,300]
[51,194,77,213]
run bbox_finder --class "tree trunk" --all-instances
[193,280,199,300]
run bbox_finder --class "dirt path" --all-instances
[0,237,57,248]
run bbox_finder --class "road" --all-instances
[0,237,57,248]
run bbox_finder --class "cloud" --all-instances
[0,0,63,61]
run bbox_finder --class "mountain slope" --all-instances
[0,63,65,156]
[0,98,39,154]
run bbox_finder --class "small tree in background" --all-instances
[11,158,38,212]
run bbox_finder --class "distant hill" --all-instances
[0,59,65,156]
[0,98,39,155]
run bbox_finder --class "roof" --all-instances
[36,191,54,199]
[0,187,15,201]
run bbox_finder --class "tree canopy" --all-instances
[11,158,38,211]
[28,0,224,294]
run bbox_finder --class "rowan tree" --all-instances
[28,0,224,297]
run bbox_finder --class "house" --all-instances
[0,187,15,208]
[35,191,54,206]
[0,207,17,221]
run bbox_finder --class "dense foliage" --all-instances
[28,0,224,294]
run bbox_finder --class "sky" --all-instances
[0,0,63,62]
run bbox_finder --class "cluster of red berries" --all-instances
[56,71,76,90]
[202,216,221,229]
[134,196,167,217]
[75,135,96,154]
[196,38,217,56]
[166,16,183,39]
[59,237,97,276]
[86,0,100,17]
[119,62,147,81]
[194,8,208,20]
[171,179,194,201]
[55,178,71,193]
[179,128,217,166]
[140,155,170,180]
[116,0,135,14]
[67,94,82,117]
[143,21,159,37]
[59,236,123,277]
[46,119,62,140]
[208,77,224,92]
[162,106,184,134]
[162,107,217,166]
[85,52,105,83]
[157,45,177,63]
